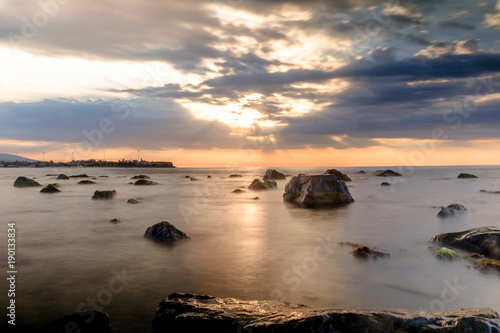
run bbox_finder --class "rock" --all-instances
[376,169,402,177]
[248,178,277,190]
[134,179,158,185]
[44,310,111,333]
[207,175,212,179]
[99,175,109,178]
[45,174,57,176]
[127,198,140,204]
[263,169,286,180]
[324,169,351,182]
[437,203,467,217]
[40,184,61,193]
[480,190,500,194]
[252,196,259,200]
[283,174,354,207]
[430,226,500,260]
[458,173,478,179]
[152,293,500,333]
[232,189,245,193]
[468,254,500,273]
[229,174,242,178]
[352,246,390,259]
[357,170,366,174]
[381,182,391,186]
[434,247,461,260]
[78,180,96,185]
[92,190,117,200]
[70,174,89,178]
[190,177,198,181]
[144,221,189,244]
[13,176,42,187]
[131,175,150,179]
[110,218,120,223]
[57,174,70,180]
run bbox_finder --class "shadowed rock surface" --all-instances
[92,190,117,200]
[437,203,467,217]
[430,226,500,260]
[134,179,158,185]
[152,293,500,333]
[376,170,402,177]
[13,176,42,187]
[144,221,189,244]
[248,179,278,190]
[44,310,111,333]
[131,175,150,179]
[324,169,352,182]
[283,174,354,207]
[458,173,478,179]
[40,184,60,193]
[57,174,69,180]
[78,180,96,185]
[263,169,286,180]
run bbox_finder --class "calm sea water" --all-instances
[1,165,499,332]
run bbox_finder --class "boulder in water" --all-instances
[376,169,402,177]
[324,169,351,182]
[40,184,60,193]
[92,190,117,200]
[458,173,478,179]
[263,169,286,180]
[248,179,277,190]
[14,176,42,187]
[144,221,189,244]
[57,174,70,180]
[283,174,354,207]
[134,179,158,185]
[437,203,467,217]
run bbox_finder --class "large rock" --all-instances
[152,293,500,333]
[437,203,467,217]
[144,221,190,244]
[283,174,354,207]
[263,169,286,180]
[92,190,117,200]
[458,173,478,179]
[40,184,61,193]
[376,169,402,177]
[430,226,500,260]
[44,310,111,333]
[248,178,277,190]
[13,176,42,187]
[324,169,351,182]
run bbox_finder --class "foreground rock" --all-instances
[134,179,158,185]
[144,221,189,244]
[263,169,286,180]
[92,190,117,200]
[152,293,500,333]
[13,176,42,187]
[437,203,467,217]
[430,226,500,260]
[44,310,111,333]
[324,169,351,182]
[283,174,354,207]
[40,184,61,193]
[248,179,277,190]
[57,174,70,180]
[376,169,402,177]
[131,175,150,179]
[458,173,478,179]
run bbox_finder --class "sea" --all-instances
[1,165,499,332]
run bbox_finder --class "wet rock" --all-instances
[458,173,478,179]
[468,253,500,273]
[381,182,391,186]
[229,174,243,178]
[263,169,286,180]
[352,246,390,259]
[248,178,277,190]
[44,310,111,333]
[78,180,96,185]
[434,247,461,260]
[437,203,467,217]
[134,179,158,185]
[283,174,354,207]
[57,174,70,180]
[152,293,500,333]
[14,176,42,187]
[127,198,140,204]
[92,190,117,200]
[131,175,150,179]
[376,169,402,177]
[430,226,500,260]
[232,189,245,193]
[70,174,89,178]
[40,184,61,193]
[144,221,189,244]
[324,169,351,182]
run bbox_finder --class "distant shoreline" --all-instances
[0,160,175,168]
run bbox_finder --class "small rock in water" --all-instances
[229,174,242,178]
[99,175,109,178]
[263,169,286,180]
[127,198,140,204]
[144,221,190,244]
[376,169,402,177]
[92,190,117,200]
[207,175,212,179]
[131,175,150,179]
[252,196,259,200]
[190,177,198,181]
[70,174,89,178]
[232,189,245,193]
[480,190,500,194]
[434,247,461,260]
[110,218,120,223]
[437,203,467,217]
[357,170,366,174]
[458,173,478,179]
[351,246,390,259]
[323,169,351,182]
[57,174,70,180]
[381,182,391,186]
[134,179,158,185]
[78,180,96,185]
[40,184,61,193]
[248,178,277,190]
[14,176,42,187]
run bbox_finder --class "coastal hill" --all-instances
[0,153,38,162]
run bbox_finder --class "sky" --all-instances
[1,0,500,167]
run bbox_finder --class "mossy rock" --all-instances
[434,247,461,259]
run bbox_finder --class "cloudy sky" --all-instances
[1,0,500,166]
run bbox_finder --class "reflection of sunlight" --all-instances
[235,202,264,272]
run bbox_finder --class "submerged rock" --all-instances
[430,226,500,260]
[437,203,467,217]
[134,179,158,185]
[144,221,189,244]
[434,247,461,260]
[352,246,389,259]
[57,174,70,180]
[78,180,96,185]
[152,293,500,333]
[14,176,42,187]
[127,198,140,204]
[480,190,500,194]
[283,174,354,207]
[248,178,277,190]
[131,175,150,179]
[92,190,117,200]
[44,310,111,333]
[229,174,243,178]
[324,169,351,182]
[468,253,500,273]
[263,169,286,180]
[70,174,89,178]
[40,184,61,193]
[458,173,478,179]
[376,169,402,177]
